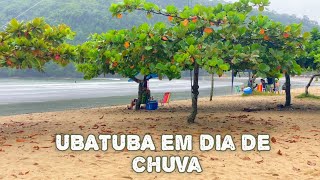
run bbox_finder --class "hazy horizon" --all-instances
[226,0,319,23]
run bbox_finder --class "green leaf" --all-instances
[259,63,270,72]
[258,6,264,12]
[145,46,153,51]
[219,64,230,71]
[284,26,291,32]
[208,59,218,67]
[303,32,311,39]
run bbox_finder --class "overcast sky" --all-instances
[225,0,320,23]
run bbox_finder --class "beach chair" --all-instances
[160,92,171,106]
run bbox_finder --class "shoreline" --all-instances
[0,76,318,116]
[0,92,240,118]
[0,87,317,118]
[0,83,244,116]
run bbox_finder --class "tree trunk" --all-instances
[273,78,276,93]
[135,82,144,110]
[249,72,256,90]
[210,73,214,101]
[188,62,200,124]
[285,73,291,107]
[248,71,251,88]
[190,70,193,99]
[231,70,234,94]
[135,76,147,110]
[305,74,320,95]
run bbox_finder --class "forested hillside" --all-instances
[1,0,319,44]
[0,0,319,78]
[0,0,211,44]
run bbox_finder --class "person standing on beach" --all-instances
[261,79,267,91]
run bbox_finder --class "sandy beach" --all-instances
[0,88,319,179]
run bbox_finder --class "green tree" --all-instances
[64,0,311,124]
[234,15,307,106]
[76,22,182,109]
[0,18,77,71]
[110,0,270,123]
[297,28,320,95]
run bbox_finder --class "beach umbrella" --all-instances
[128,73,158,82]
[146,74,158,80]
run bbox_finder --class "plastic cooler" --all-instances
[243,87,253,95]
[146,100,158,110]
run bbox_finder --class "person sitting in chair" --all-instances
[128,98,138,110]
[127,88,151,110]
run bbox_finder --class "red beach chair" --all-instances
[160,92,171,106]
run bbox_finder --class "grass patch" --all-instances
[242,91,282,97]
[296,93,320,100]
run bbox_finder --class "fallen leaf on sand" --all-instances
[3,144,12,147]
[310,155,319,158]
[277,150,283,156]
[40,146,51,149]
[271,137,277,143]
[286,139,297,143]
[16,139,26,143]
[241,157,251,161]
[28,134,39,138]
[290,125,300,131]
[18,171,29,175]
[92,124,99,129]
[256,160,264,164]
[12,130,24,134]
[100,130,113,133]
[310,130,320,133]
[307,161,316,166]
[292,135,300,139]
[122,176,133,180]
[293,166,300,172]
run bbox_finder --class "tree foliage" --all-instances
[0,18,76,71]
[0,0,318,44]
[105,0,310,121]
[297,28,320,71]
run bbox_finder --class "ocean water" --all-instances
[0,78,244,116]
[0,77,315,116]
